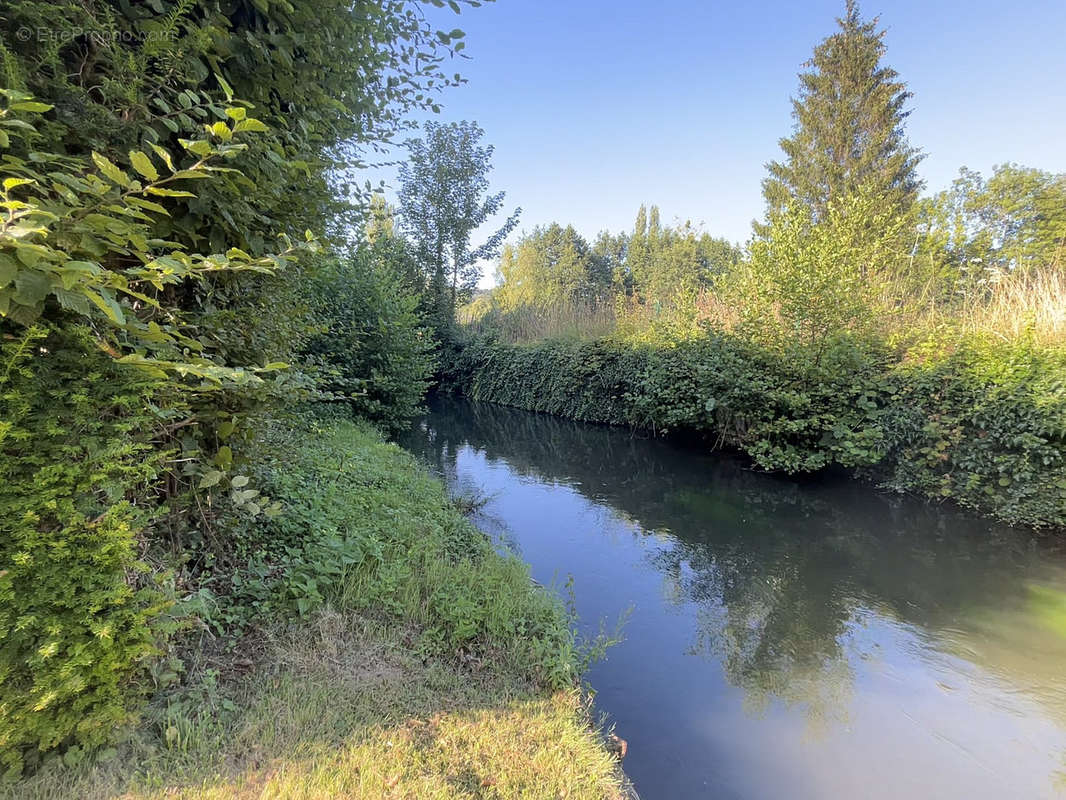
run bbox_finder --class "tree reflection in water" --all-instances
[402,396,1066,732]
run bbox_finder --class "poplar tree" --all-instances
[398,121,520,328]
[759,0,923,228]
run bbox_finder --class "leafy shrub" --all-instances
[191,413,580,687]
[444,330,1066,528]
[302,252,435,431]
[882,338,1066,528]
[449,331,890,473]
[0,326,169,776]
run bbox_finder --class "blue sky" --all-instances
[367,0,1066,282]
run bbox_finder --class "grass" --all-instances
[461,300,618,344]
[4,416,630,799]
[462,267,1066,349]
[7,613,627,800]
[902,268,1066,347]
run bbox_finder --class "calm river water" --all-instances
[402,397,1066,800]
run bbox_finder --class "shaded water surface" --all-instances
[402,397,1066,799]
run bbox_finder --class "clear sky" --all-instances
[367,0,1066,283]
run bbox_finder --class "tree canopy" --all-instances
[397,120,520,329]
[759,0,923,231]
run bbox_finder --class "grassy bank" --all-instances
[442,332,1066,530]
[5,416,629,799]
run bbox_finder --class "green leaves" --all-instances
[0,101,311,383]
[128,151,159,181]
[91,152,131,187]
[0,327,165,776]
[7,101,53,113]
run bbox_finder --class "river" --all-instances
[402,396,1066,799]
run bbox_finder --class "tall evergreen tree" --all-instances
[759,0,923,229]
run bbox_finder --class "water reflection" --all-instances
[403,397,1066,799]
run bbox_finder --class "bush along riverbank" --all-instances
[5,412,630,799]
[441,331,1066,531]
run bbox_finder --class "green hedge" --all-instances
[443,334,1066,529]
[0,327,169,777]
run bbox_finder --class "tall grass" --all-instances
[462,299,617,344]
[923,269,1066,346]
[463,268,1066,349]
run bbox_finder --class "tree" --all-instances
[627,205,650,294]
[301,248,435,431]
[591,230,629,294]
[737,187,908,353]
[1,0,475,255]
[494,224,610,310]
[759,0,923,230]
[397,121,520,328]
[0,1,481,770]
[620,205,741,307]
[915,165,1066,296]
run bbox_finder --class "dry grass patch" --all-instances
[6,612,629,800]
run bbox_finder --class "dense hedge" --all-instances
[0,327,170,776]
[442,334,1066,530]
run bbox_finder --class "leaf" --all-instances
[8,101,53,113]
[169,170,210,180]
[127,197,169,216]
[5,298,39,324]
[85,288,126,324]
[214,446,233,468]
[233,118,268,134]
[198,470,223,489]
[91,152,131,187]
[179,138,212,157]
[128,151,159,181]
[0,253,17,287]
[214,73,234,102]
[230,475,249,488]
[208,121,232,141]
[146,187,195,198]
[224,107,246,121]
[149,143,175,171]
[53,287,90,315]
[13,269,50,305]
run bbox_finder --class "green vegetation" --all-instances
[452,3,1066,530]
[2,0,1063,791]
[0,0,624,793]
[398,120,521,331]
[444,333,1066,529]
[6,418,627,799]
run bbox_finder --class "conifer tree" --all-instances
[759,0,923,229]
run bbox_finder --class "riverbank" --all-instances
[441,331,1066,530]
[5,416,629,799]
